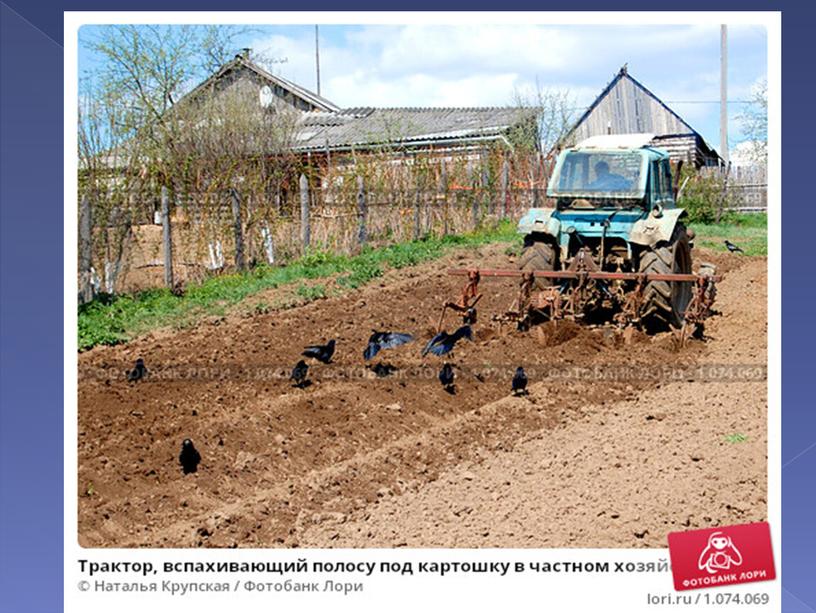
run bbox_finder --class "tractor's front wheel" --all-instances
[638,224,693,331]
[518,237,556,290]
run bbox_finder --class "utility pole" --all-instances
[720,24,729,166]
[315,25,321,96]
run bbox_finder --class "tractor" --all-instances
[440,134,718,338]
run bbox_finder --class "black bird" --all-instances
[302,339,336,364]
[463,307,478,325]
[438,362,455,392]
[422,325,473,357]
[363,331,414,361]
[724,240,744,254]
[127,358,148,383]
[512,367,528,396]
[290,359,309,388]
[179,439,201,475]
[370,363,397,378]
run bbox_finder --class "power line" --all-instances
[665,100,754,104]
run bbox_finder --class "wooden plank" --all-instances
[161,185,174,288]
[299,173,310,251]
[78,194,94,303]
[230,189,245,271]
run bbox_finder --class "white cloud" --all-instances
[243,23,766,146]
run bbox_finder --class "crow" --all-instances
[290,359,309,388]
[363,331,414,361]
[179,439,201,474]
[370,363,397,378]
[422,325,473,357]
[302,339,336,364]
[127,358,148,383]
[512,366,528,396]
[724,240,744,254]
[439,362,455,393]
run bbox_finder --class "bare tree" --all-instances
[737,78,768,167]
[511,80,577,153]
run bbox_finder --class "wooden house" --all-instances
[561,66,722,168]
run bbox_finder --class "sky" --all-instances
[78,22,768,155]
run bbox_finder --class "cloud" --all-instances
[245,23,767,145]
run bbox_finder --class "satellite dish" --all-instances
[259,85,274,109]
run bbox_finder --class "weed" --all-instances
[296,284,327,300]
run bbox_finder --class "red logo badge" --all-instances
[667,522,776,591]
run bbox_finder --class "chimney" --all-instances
[241,48,251,60]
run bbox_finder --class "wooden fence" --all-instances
[700,165,768,213]
[77,170,550,299]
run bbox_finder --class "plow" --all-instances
[440,262,719,344]
[437,133,722,344]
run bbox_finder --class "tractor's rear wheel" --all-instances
[518,237,556,290]
[638,224,693,331]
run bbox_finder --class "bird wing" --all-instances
[453,325,473,341]
[422,332,446,357]
[363,342,380,361]
[379,332,414,350]
[425,335,454,357]
[302,346,322,358]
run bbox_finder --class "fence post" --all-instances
[440,162,449,236]
[500,158,509,219]
[161,185,174,288]
[299,173,310,252]
[470,164,479,230]
[413,179,422,240]
[357,175,368,247]
[230,189,245,271]
[79,194,94,303]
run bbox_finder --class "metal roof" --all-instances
[575,133,656,150]
[293,106,536,152]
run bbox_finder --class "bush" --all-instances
[677,167,732,224]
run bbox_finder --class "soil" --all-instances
[77,244,767,548]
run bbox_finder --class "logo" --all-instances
[667,522,775,591]
[697,531,742,574]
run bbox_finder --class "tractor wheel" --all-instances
[518,238,556,290]
[638,224,693,331]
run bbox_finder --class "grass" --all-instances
[724,433,748,444]
[78,220,518,351]
[691,212,767,257]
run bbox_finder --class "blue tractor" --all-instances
[516,134,697,331]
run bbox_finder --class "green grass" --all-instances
[295,283,328,301]
[691,212,767,256]
[724,433,748,444]
[78,220,518,351]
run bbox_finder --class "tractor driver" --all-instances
[588,160,630,190]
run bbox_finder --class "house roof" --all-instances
[293,106,536,152]
[185,55,340,113]
[563,66,720,161]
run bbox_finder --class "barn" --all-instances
[561,66,722,168]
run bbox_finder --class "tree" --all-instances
[79,25,295,293]
[511,80,577,154]
[737,78,767,167]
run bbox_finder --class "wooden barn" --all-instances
[561,66,722,168]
